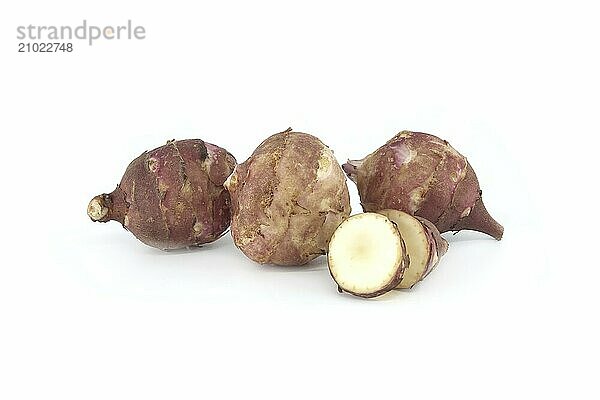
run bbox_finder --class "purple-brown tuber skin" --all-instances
[87,139,236,250]
[225,128,351,266]
[343,131,504,240]
[416,216,449,280]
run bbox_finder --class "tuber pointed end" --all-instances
[453,199,504,240]
[87,195,109,221]
[342,160,363,183]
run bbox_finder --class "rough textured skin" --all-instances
[343,131,504,240]
[225,128,351,266]
[88,139,236,250]
[416,216,448,281]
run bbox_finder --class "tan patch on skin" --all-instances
[316,150,333,180]
[449,165,466,183]
[239,236,253,246]
[158,181,168,196]
[408,186,427,213]
[180,179,193,198]
[460,207,472,218]
[224,170,237,190]
[175,201,185,215]
[203,155,213,170]
[147,157,158,172]
[131,180,136,202]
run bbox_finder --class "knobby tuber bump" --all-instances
[377,209,448,289]
[343,131,504,240]
[87,139,236,250]
[327,213,409,298]
[225,128,351,266]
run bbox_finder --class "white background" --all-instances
[1,1,598,399]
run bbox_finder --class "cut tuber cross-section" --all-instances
[327,213,409,298]
[328,211,448,298]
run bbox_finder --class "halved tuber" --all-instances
[327,213,409,298]
[87,139,236,250]
[343,131,504,240]
[225,128,351,266]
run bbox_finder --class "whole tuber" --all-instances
[343,131,504,240]
[87,139,236,250]
[225,128,351,266]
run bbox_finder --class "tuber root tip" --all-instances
[453,199,504,240]
[87,195,109,221]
